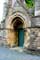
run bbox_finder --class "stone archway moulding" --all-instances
[6,11,31,29]
[6,11,31,48]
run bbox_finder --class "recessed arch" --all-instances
[6,12,31,48]
[12,17,25,47]
[11,17,24,30]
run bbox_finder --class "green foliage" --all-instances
[25,0,34,8]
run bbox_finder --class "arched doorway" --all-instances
[13,17,24,47]
[6,12,31,48]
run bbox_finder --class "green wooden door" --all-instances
[18,29,24,47]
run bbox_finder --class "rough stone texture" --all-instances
[24,29,30,48]
[1,0,40,50]
[31,17,40,27]
[6,30,18,47]
[29,28,40,49]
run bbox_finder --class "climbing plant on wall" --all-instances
[25,0,34,8]
[25,0,34,16]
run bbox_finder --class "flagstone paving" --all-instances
[0,47,40,60]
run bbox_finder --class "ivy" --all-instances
[25,0,34,8]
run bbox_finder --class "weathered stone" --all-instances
[29,28,40,49]
[1,0,40,50]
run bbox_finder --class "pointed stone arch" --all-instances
[6,12,31,48]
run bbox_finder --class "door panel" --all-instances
[18,29,24,47]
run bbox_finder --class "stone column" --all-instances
[24,29,30,48]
